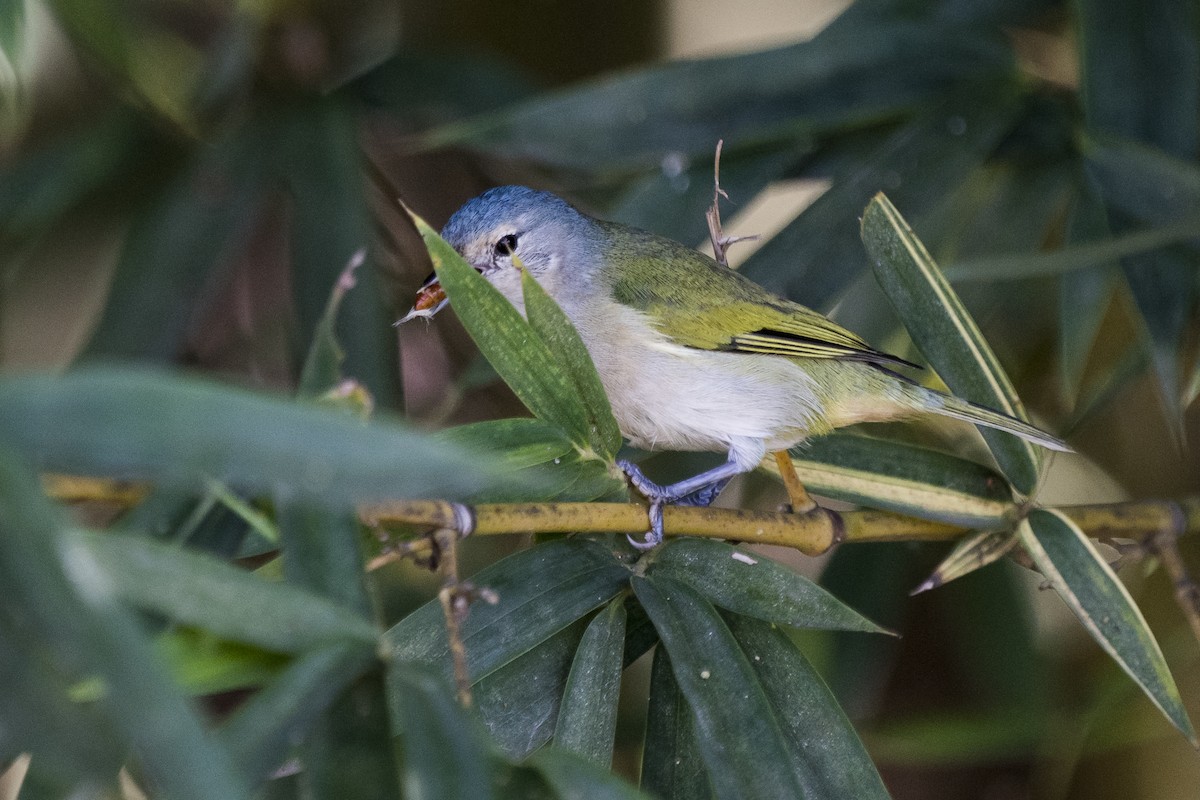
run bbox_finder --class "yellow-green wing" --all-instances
[605,225,917,369]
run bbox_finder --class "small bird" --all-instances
[410,186,1069,548]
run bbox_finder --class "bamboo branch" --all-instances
[358,496,1200,561]
[1147,510,1200,646]
[43,471,1200,555]
[433,527,471,706]
[42,474,149,506]
[42,470,1200,648]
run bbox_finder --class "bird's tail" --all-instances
[904,384,1072,452]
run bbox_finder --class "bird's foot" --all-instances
[617,459,661,499]
[618,460,667,550]
[617,460,734,550]
[676,476,733,508]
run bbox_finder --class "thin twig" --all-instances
[366,503,492,708]
[706,139,759,267]
[434,526,473,707]
[1147,509,1200,647]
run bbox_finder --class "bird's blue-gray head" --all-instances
[439,187,601,296]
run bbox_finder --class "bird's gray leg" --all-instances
[677,477,734,508]
[618,438,765,550]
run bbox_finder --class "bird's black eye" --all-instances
[494,234,518,257]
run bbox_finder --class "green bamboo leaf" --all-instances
[942,214,1200,282]
[0,441,254,800]
[725,613,890,799]
[206,479,279,545]
[387,664,495,800]
[1057,181,1119,406]
[437,418,626,502]
[271,484,396,797]
[1076,2,1199,159]
[632,574,807,800]
[649,538,889,634]
[476,620,588,758]
[350,52,536,120]
[0,613,125,789]
[219,643,375,783]
[474,594,661,761]
[276,499,371,615]
[154,629,287,696]
[553,599,627,765]
[385,539,631,684]
[412,213,592,446]
[912,530,1018,594]
[76,530,378,653]
[0,367,522,503]
[1084,138,1200,224]
[784,433,1014,528]
[862,191,1044,494]
[522,268,621,460]
[530,747,650,800]
[449,453,624,504]
[423,21,1012,170]
[1083,137,1200,425]
[641,648,713,800]
[439,418,575,469]
[1018,508,1196,743]
[295,673,402,800]
[440,418,624,503]
[539,458,628,503]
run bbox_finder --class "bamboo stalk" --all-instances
[358,496,1200,555]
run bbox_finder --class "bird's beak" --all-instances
[396,271,448,325]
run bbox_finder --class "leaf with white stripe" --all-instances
[861,192,1042,494]
[776,433,1014,529]
[1018,509,1195,743]
[912,530,1017,594]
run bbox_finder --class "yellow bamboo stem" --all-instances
[359,496,1200,556]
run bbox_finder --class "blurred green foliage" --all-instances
[1,0,1199,798]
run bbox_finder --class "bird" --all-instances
[410,185,1070,548]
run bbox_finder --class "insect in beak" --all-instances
[396,271,448,325]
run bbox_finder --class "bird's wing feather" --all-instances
[606,230,918,370]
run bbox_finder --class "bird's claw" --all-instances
[626,500,664,551]
[618,460,735,550]
[618,460,667,550]
[617,459,658,497]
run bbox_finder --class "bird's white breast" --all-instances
[571,298,827,460]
